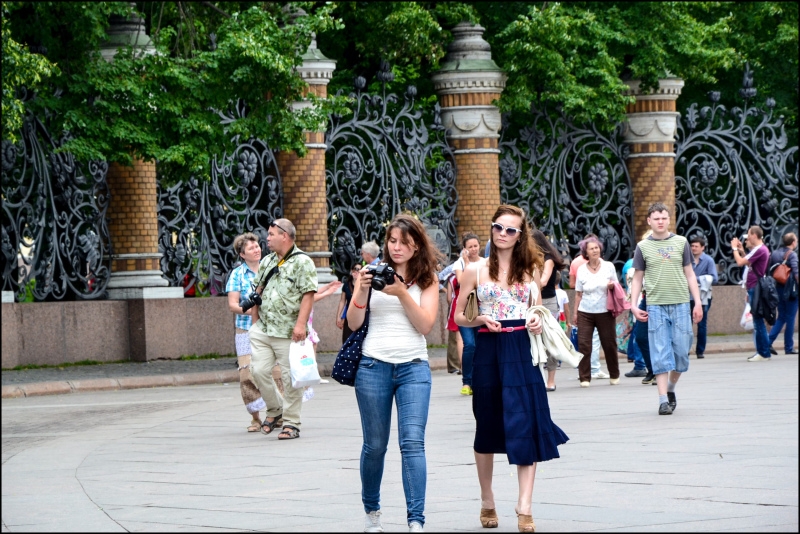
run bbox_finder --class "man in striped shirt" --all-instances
[630,203,703,416]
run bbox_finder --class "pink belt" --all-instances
[478,325,527,333]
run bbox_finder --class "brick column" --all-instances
[105,159,180,299]
[100,7,180,300]
[276,11,336,283]
[432,23,506,245]
[622,78,684,237]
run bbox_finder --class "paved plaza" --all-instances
[2,350,798,532]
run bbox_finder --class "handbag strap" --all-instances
[363,287,373,325]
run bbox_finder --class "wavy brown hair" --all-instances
[488,205,543,285]
[382,213,443,289]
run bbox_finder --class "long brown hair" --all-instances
[531,228,565,271]
[488,205,544,285]
[382,213,443,289]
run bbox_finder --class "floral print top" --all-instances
[477,281,539,320]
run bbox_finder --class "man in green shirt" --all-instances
[248,218,318,439]
[630,203,703,416]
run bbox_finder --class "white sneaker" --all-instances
[580,381,590,388]
[609,377,620,385]
[747,354,771,362]
[592,370,610,379]
[409,522,424,532]
[365,511,384,533]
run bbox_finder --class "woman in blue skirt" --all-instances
[455,205,569,532]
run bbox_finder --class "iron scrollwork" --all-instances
[1,106,111,301]
[499,106,635,270]
[675,64,799,285]
[325,62,457,277]
[157,100,282,294]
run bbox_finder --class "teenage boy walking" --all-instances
[630,203,703,415]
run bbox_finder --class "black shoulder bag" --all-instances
[331,288,373,386]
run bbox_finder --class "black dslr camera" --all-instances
[365,263,403,291]
[239,288,262,312]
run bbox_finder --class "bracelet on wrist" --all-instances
[352,300,366,309]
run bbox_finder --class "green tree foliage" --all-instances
[4,1,796,174]
[1,3,58,142]
[4,1,344,181]
[319,1,796,132]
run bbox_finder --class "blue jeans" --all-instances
[748,288,771,358]
[647,303,692,375]
[459,326,477,387]
[635,298,652,374]
[689,299,712,355]
[628,334,646,370]
[769,285,798,353]
[355,356,431,526]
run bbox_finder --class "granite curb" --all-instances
[0,339,788,399]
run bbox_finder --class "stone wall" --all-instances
[2,285,790,368]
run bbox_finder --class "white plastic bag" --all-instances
[289,341,321,388]
[740,303,754,331]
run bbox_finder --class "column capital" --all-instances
[622,78,684,146]
[432,22,506,144]
[622,78,684,101]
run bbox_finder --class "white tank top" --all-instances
[362,284,428,364]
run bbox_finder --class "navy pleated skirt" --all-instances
[472,319,569,465]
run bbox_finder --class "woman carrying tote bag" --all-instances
[346,214,442,533]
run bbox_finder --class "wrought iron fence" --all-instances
[325,62,457,277]
[157,101,283,295]
[675,65,799,285]
[498,106,634,271]
[1,104,111,301]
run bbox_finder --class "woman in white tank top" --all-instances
[346,214,442,533]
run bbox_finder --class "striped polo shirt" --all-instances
[632,234,692,305]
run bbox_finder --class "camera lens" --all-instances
[371,277,386,291]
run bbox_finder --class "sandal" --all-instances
[277,425,300,440]
[480,508,498,528]
[260,414,283,435]
[516,512,535,532]
[247,418,261,432]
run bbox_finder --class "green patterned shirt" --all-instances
[255,245,318,338]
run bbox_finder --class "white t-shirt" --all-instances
[575,260,617,314]
[363,284,428,364]
[555,287,569,313]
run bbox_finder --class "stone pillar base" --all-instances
[107,286,185,300]
[307,252,337,284]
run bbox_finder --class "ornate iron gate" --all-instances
[674,65,799,285]
[325,63,457,277]
[157,101,283,295]
[498,107,634,271]
[1,104,111,301]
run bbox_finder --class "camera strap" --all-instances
[255,248,308,291]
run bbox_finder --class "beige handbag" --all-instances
[464,264,480,321]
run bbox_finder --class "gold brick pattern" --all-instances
[625,99,676,114]
[302,84,328,98]
[440,93,501,108]
[454,149,501,244]
[277,131,330,268]
[449,138,498,151]
[112,258,160,272]
[629,143,675,154]
[627,156,677,236]
[106,159,160,272]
